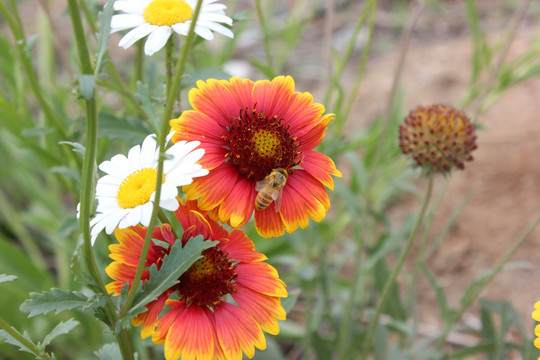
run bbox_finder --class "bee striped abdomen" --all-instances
[255,192,273,210]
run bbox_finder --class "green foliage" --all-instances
[126,236,217,319]
[20,289,105,318]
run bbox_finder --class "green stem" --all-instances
[67,0,134,358]
[255,0,274,75]
[134,42,144,88]
[336,220,365,359]
[121,0,204,316]
[435,209,540,349]
[362,176,434,355]
[166,38,174,99]
[0,317,54,360]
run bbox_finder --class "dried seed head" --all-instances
[399,104,477,175]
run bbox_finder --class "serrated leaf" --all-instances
[59,141,85,156]
[126,236,217,318]
[0,329,38,356]
[94,343,121,360]
[77,74,95,100]
[95,0,113,75]
[20,288,98,317]
[0,274,17,283]
[40,319,79,348]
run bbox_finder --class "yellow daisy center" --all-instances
[143,0,193,27]
[117,168,164,209]
[252,129,281,158]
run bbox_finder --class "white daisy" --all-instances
[110,0,234,56]
[85,133,208,244]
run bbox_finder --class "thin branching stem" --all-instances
[362,176,434,355]
[470,0,531,121]
[121,0,204,316]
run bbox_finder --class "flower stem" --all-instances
[362,176,434,355]
[435,209,540,349]
[0,317,54,360]
[255,0,274,76]
[121,0,204,317]
[66,0,134,358]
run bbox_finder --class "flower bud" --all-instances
[399,104,477,174]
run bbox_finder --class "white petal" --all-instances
[196,20,233,38]
[105,210,129,233]
[194,25,214,40]
[139,203,154,226]
[96,174,122,186]
[200,3,227,13]
[95,197,120,210]
[127,144,142,169]
[197,12,233,25]
[99,158,128,178]
[159,183,179,200]
[160,198,180,211]
[144,26,173,56]
[140,134,159,168]
[96,182,120,197]
[119,23,157,49]
[113,0,145,15]
[109,154,134,177]
[163,141,201,173]
[110,14,145,33]
[171,22,190,36]
[119,207,141,229]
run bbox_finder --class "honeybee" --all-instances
[255,168,288,212]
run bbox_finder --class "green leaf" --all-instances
[40,319,79,348]
[0,329,38,356]
[20,288,104,317]
[59,141,85,156]
[126,236,217,318]
[0,274,17,283]
[77,74,95,100]
[95,0,113,75]
[94,343,121,360]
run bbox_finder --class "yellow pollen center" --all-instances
[117,168,164,209]
[188,255,217,279]
[252,129,281,158]
[143,0,193,26]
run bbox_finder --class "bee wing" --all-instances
[255,180,266,192]
[273,189,284,212]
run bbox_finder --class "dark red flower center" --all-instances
[175,246,237,307]
[222,107,302,181]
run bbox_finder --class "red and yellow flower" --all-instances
[105,199,287,360]
[169,75,342,237]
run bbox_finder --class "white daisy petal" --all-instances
[119,23,157,49]
[127,144,142,169]
[140,134,159,168]
[109,154,134,177]
[194,25,214,40]
[97,174,122,186]
[171,22,190,36]
[105,210,128,234]
[160,198,181,211]
[200,3,227,13]
[197,12,233,26]
[139,203,154,226]
[113,0,145,15]
[110,14,145,33]
[164,141,201,172]
[144,26,173,56]
[196,20,233,38]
